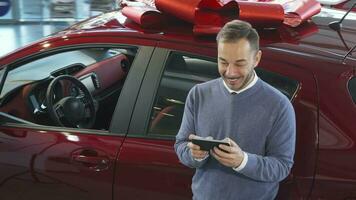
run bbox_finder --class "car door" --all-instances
[0,44,154,200]
[114,43,318,199]
[113,47,195,200]
[311,57,356,199]
[259,48,319,199]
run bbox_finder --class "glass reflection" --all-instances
[5,0,117,21]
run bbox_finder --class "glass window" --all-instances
[0,46,137,131]
[148,53,219,137]
[348,77,356,104]
[0,0,12,20]
[148,52,299,137]
[15,0,116,22]
[255,68,299,100]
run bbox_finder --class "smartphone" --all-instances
[191,138,230,151]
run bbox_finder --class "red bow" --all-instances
[122,0,321,35]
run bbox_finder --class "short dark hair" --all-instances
[216,20,260,52]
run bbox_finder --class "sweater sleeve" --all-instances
[174,86,209,168]
[239,99,296,182]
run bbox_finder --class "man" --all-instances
[174,20,296,200]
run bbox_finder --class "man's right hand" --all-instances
[187,134,210,160]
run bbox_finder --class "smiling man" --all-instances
[217,27,261,91]
[175,20,296,200]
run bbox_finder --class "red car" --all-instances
[332,0,356,11]
[0,6,355,200]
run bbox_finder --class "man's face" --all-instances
[217,38,262,91]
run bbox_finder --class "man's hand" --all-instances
[210,138,244,168]
[187,134,209,160]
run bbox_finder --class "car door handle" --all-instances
[72,155,109,165]
[71,149,111,171]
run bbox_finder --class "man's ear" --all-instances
[254,50,262,68]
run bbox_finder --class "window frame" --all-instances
[0,66,8,99]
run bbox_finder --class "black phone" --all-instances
[191,138,230,151]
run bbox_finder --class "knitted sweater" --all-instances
[175,78,296,200]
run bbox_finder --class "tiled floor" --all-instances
[0,0,115,57]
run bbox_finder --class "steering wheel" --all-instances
[46,75,96,129]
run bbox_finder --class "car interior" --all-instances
[0,47,136,131]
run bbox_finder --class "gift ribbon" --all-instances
[122,0,321,35]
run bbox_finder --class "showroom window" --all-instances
[0,46,137,131]
[348,77,356,104]
[147,52,299,138]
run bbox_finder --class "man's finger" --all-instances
[224,137,238,147]
[192,150,208,158]
[188,134,196,140]
[212,147,232,159]
[210,150,219,160]
[218,144,238,154]
[210,149,228,161]
[187,142,201,150]
[211,149,239,167]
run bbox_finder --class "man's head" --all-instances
[216,20,262,91]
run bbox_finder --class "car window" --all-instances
[147,52,299,138]
[255,68,299,100]
[0,46,138,131]
[1,48,134,98]
[348,77,356,104]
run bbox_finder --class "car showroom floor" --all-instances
[0,0,116,57]
[0,22,71,57]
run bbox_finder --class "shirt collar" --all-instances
[222,70,258,94]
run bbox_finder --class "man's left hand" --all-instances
[210,138,244,168]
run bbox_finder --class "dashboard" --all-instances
[78,73,100,93]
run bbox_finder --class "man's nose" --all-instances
[225,65,240,76]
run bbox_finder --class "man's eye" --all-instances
[235,63,246,67]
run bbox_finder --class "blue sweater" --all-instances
[175,78,296,200]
